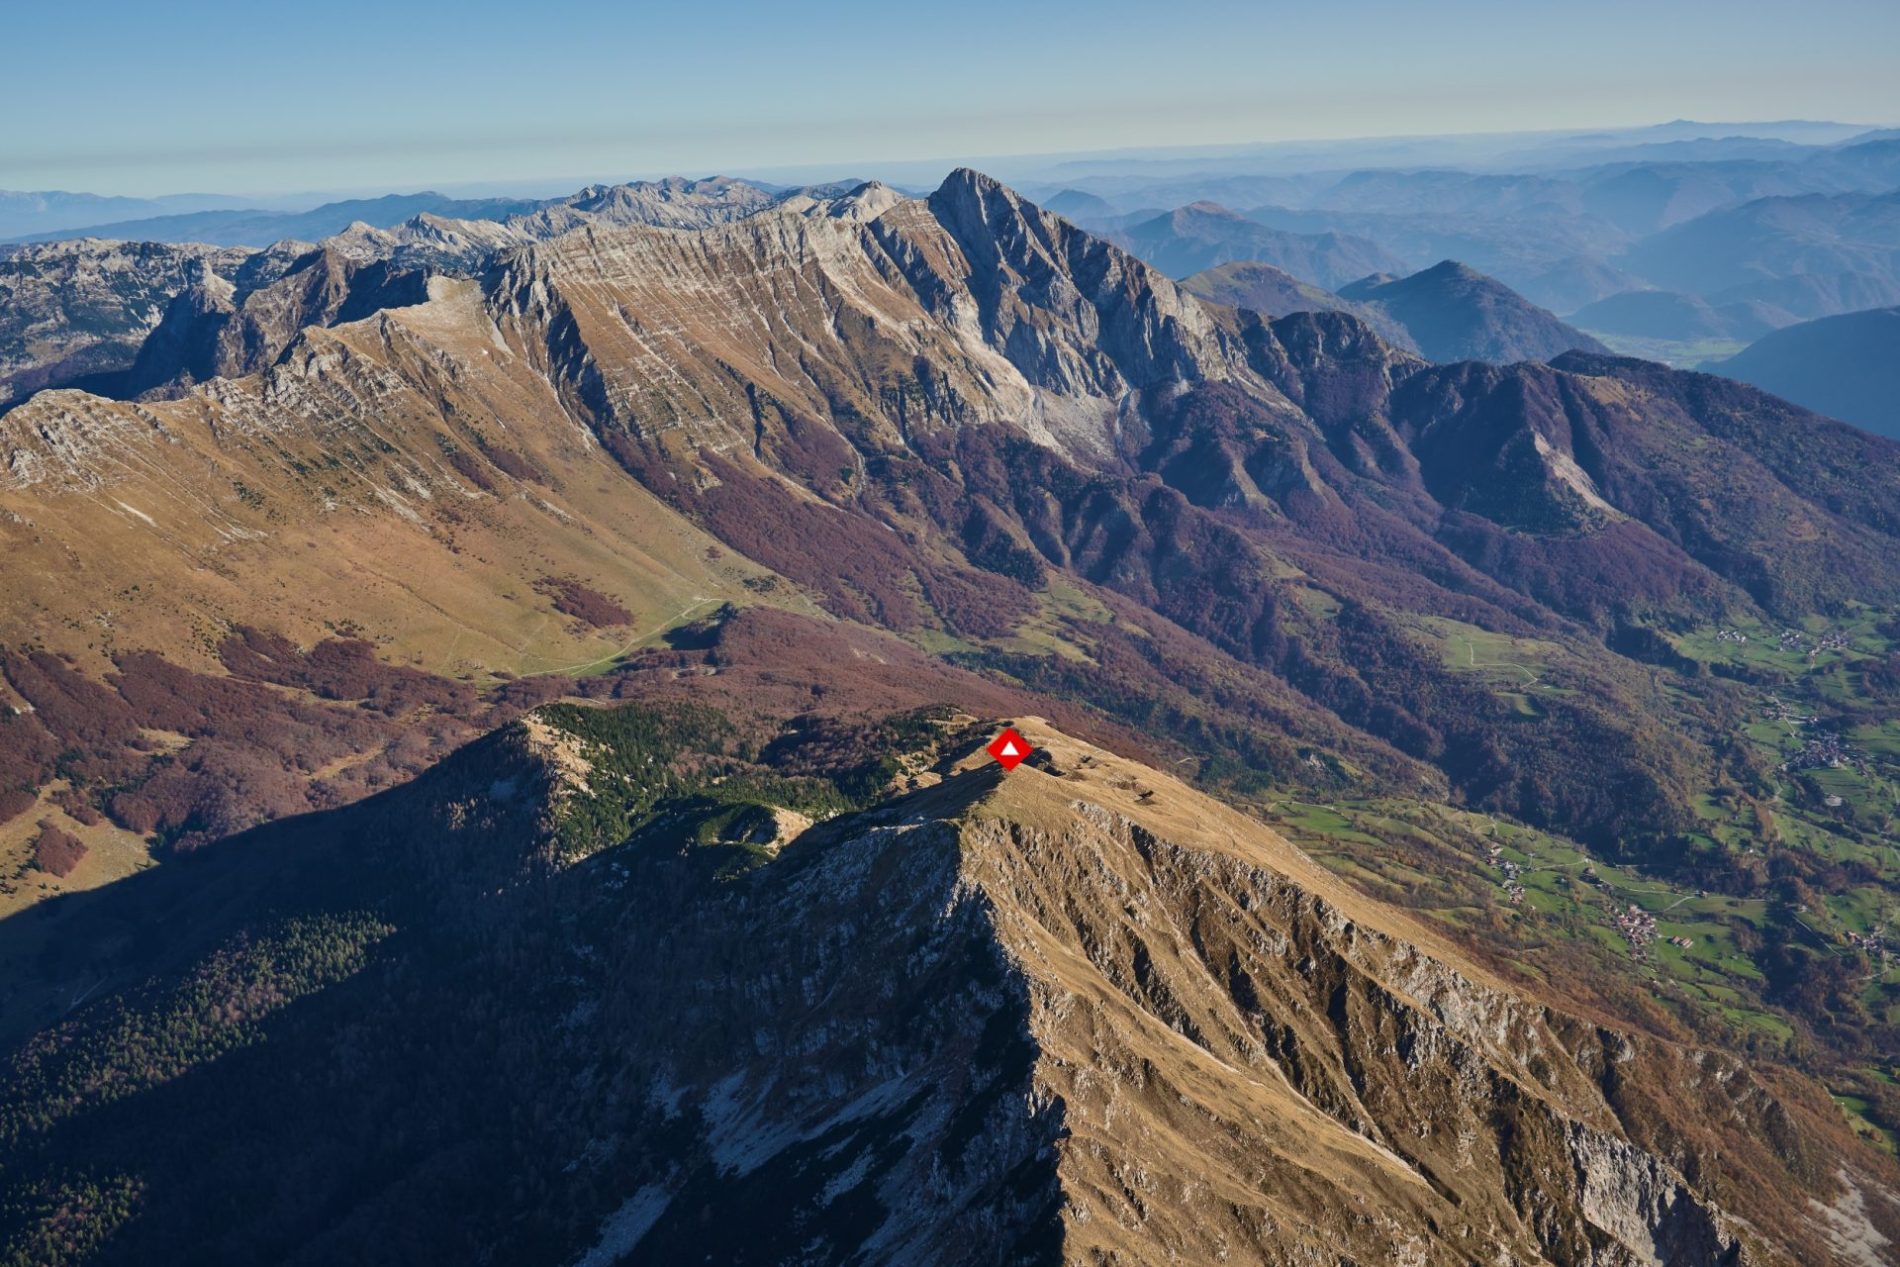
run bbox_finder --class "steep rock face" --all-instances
[119,261,238,391]
[124,246,431,392]
[486,171,1265,469]
[0,239,255,408]
[922,170,1233,400]
[946,723,1765,1265]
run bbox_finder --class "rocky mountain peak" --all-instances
[925,166,1033,236]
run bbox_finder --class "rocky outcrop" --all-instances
[0,238,256,409]
[123,246,430,393]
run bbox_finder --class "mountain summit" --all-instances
[0,710,1853,1264]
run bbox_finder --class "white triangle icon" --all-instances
[1001,741,1019,756]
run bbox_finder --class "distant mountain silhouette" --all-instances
[0,189,253,240]
[1707,305,1900,437]
[1617,190,1900,318]
[1338,260,1609,363]
[1113,202,1405,288]
[8,191,553,247]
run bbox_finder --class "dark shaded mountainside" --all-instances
[1178,259,1420,350]
[2,170,1900,1263]
[1708,306,1900,438]
[1338,260,1611,363]
[0,240,255,409]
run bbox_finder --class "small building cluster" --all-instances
[1780,728,1868,776]
[1766,627,1853,661]
[1846,926,1891,964]
[1487,843,1528,905]
[1614,902,1658,958]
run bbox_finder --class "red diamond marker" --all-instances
[986,726,1032,771]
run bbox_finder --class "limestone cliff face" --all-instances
[482,170,1274,469]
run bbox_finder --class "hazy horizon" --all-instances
[2,117,1893,209]
[6,0,1898,198]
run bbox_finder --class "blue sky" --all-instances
[5,0,1898,196]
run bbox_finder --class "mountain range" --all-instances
[1,168,1898,1264]
[0,177,813,409]
[0,190,255,241]
[1616,189,1900,318]
[1107,202,1407,288]
[2,191,552,249]
[1026,132,1900,339]
[0,239,256,409]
